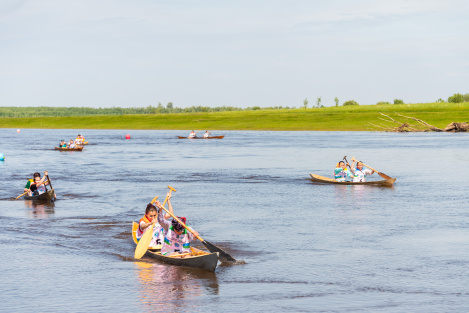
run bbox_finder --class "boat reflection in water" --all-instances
[24,200,55,218]
[135,261,219,309]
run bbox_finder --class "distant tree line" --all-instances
[1,92,467,118]
[0,103,297,118]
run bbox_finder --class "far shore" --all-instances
[0,103,468,131]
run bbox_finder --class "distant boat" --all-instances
[55,146,84,151]
[310,174,396,186]
[178,135,225,139]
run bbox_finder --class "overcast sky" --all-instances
[0,0,468,108]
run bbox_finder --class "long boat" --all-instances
[54,146,84,151]
[310,174,396,186]
[23,189,55,201]
[132,222,219,272]
[177,136,224,139]
[77,141,89,145]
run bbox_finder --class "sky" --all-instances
[0,0,468,108]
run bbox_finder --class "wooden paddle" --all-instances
[14,190,29,200]
[158,205,237,263]
[343,156,352,170]
[134,187,175,259]
[351,157,393,180]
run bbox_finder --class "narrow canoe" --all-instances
[54,146,84,151]
[310,174,396,186]
[145,248,219,272]
[23,189,55,201]
[132,222,218,272]
[77,141,88,145]
[132,221,162,250]
[177,136,225,139]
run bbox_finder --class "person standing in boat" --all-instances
[189,130,196,138]
[334,161,352,182]
[350,159,374,182]
[137,195,174,248]
[155,195,199,256]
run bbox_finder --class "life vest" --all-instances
[137,215,163,247]
[334,167,349,180]
[161,225,191,255]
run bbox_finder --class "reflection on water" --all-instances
[135,261,219,310]
[24,200,55,218]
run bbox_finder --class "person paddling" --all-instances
[154,194,199,256]
[203,131,211,138]
[68,140,76,149]
[334,161,352,182]
[350,159,374,182]
[189,130,196,138]
[136,196,173,248]
[59,140,67,148]
[25,171,50,196]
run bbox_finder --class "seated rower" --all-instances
[136,197,173,248]
[203,131,210,138]
[189,130,196,138]
[334,161,352,182]
[155,195,199,256]
[350,159,374,182]
[68,140,76,148]
[27,171,50,196]
[24,172,41,196]
[59,140,67,148]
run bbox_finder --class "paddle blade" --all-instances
[377,171,393,180]
[202,240,236,263]
[134,224,154,259]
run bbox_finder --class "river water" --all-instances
[0,129,468,312]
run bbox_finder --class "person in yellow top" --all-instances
[75,134,85,145]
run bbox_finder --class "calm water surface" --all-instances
[0,129,468,312]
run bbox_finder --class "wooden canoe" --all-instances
[55,146,84,151]
[132,221,162,250]
[310,174,396,186]
[144,248,219,272]
[177,136,225,139]
[23,189,55,201]
[132,222,218,272]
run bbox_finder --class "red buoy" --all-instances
[125,134,131,139]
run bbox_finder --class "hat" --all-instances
[172,217,186,232]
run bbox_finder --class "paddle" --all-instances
[14,190,29,200]
[343,156,352,170]
[351,157,393,180]
[158,205,237,263]
[134,187,175,259]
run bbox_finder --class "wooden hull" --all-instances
[178,136,224,139]
[132,222,161,250]
[132,222,218,271]
[145,249,219,272]
[23,189,55,201]
[55,146,83,151]
[310,174,396,186]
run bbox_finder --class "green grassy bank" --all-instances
[1,102,468,131]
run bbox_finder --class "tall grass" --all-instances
[0,102,467,131]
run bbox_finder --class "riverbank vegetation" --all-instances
[0,102,467,131]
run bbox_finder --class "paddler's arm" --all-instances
[155,203,170,231]
[164,192,173,219]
